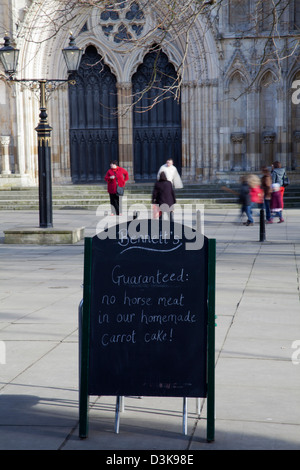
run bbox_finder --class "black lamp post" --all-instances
[35,80,53,228]
[0,34,83,228]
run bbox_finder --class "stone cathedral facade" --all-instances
[1,0,300,188]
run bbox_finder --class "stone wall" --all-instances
[1,0,300,187]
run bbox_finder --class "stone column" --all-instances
[293,131,300,170]
[276,85,287,168]
[0,136,11,175]
[230,132,245,171]
[117,82,134,181]
[181,82,190,180]
[262,131,276,167]
[202,80,218,182]
[247,86,258,171]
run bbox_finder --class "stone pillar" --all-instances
[248,87,258,171]
[117,82,134,181]
[181,83,191,180]
[276,85,287,168]
[0,136,11,175]
[293,131,300,170]
[210,80,219,180]
[202,81,216,182]
[230,132,245,171]
[262,131,276,167]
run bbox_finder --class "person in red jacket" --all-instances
[248,174,264,209]
[104,160,129,215]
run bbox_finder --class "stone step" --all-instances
[0,184,299,209]
[1,183,299,191]
[0,199,240,210]
[0,192,240,201]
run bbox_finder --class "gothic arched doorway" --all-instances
[132,48,182,180]
[68,46,118,183]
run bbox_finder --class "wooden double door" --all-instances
[68,45,181,183]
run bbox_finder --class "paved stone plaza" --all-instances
[0,207,300,450]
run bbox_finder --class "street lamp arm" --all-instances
[7,78,76,102]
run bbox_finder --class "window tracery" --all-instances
[99,1,145,43]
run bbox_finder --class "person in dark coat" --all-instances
[238,176,253,226]
[152,171,176,221]
[261,166,272,222]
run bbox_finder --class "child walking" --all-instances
[268,183,284,223]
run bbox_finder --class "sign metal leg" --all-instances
[183,397,187,435]
[207,238,216,442]
[115,396,121,433]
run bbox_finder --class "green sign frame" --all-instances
[79,231,216,442]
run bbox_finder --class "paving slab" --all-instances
[0,207,299,451]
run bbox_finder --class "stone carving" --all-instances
[262,131,276,144]
[231,132,245,143]
[293,130,300,142]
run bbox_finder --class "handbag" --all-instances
[282,173,290,187]
[115,174,124,196]
[152,204,162,219]
[116,184,124,196]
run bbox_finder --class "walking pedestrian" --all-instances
[271,161,289,208]
[238,176,253,226]
[248,174,264,209]
[261,166,272,222]
[157,159,183,189]
[104,160,129,215]
[152,171,176,221]
[269,183,284,223]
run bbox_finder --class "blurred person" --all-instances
[157,158,183,189]
[152,171,176,221]
[104,160,129,215]
[247,174,264,210]
[271,161,289,208]
[261,166,272,222]
[269,183,284,223]
[238,176,253,226]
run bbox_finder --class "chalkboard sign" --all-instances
[87,219,208,398]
